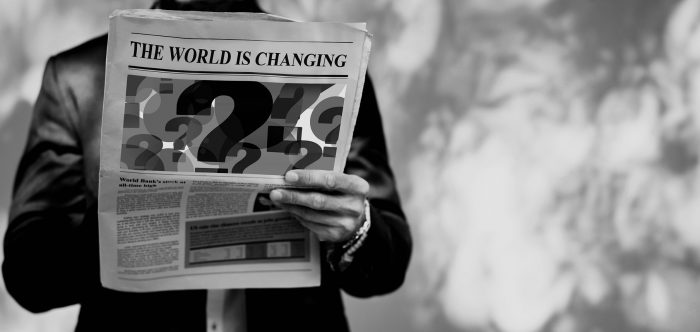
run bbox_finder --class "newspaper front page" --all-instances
[98,9,371,292]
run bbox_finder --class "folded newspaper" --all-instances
[98,9,371,292]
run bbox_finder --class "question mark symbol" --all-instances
[310,96,344,158]
[266,126,303,154]
[121,134,165,170]
[271,85,303,122]
[165,117,203,163]
[286,140,323,170]
[177,80,273,163]
[123,102,141,128]
[228,142,262,173]
[270,83,332,124]
[165,117,203,150]
[318,107,342,157]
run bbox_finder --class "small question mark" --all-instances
[318,107,342,155]
[165,117,203,164]
[270,83,332,124]
[228,142,262,173]
[310,96,344,158]
[266,126,302,154]
[286,140,323,170]
[124,75,165,133]
[165,117,203,150]
[260,84,332,154]
[271,85,303,122]
[122,134,165,171]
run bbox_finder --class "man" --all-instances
[2,0,411,331]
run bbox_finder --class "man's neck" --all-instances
[154,0,263,13]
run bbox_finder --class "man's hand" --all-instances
[270,170,369,243]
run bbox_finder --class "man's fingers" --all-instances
[297,220,342,242]
[270,189,363,216]
[269,170,369,243]
[279,205,355,242]
[276,203,336,226]
[284,170,369,195]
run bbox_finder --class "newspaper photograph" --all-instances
[97,9,371,292]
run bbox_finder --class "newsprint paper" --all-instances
[98,9,371,292]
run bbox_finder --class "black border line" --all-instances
[128,65,349,78]
[190,239,305,251]
[132,32,354,44]
[117,268,313,281]
[119,169,280,179]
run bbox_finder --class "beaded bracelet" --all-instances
[342,200,371,250]
[338,199,371,267]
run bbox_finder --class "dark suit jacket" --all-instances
[2,34,411,332]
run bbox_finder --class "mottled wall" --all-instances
[3,1,700,332]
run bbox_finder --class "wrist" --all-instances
[328,199,371,272]
[342,199,371,248]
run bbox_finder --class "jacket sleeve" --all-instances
[335,76,412,297]
[2,57,99,313]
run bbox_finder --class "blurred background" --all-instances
[3,0,700,331]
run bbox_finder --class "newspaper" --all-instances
[97,9,371,292]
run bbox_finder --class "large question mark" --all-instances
[176,80,214,116]
[121,134,165,171]
[177,81,273,163]
[228,142,262,173]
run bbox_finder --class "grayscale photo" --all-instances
[1,1,699,332]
